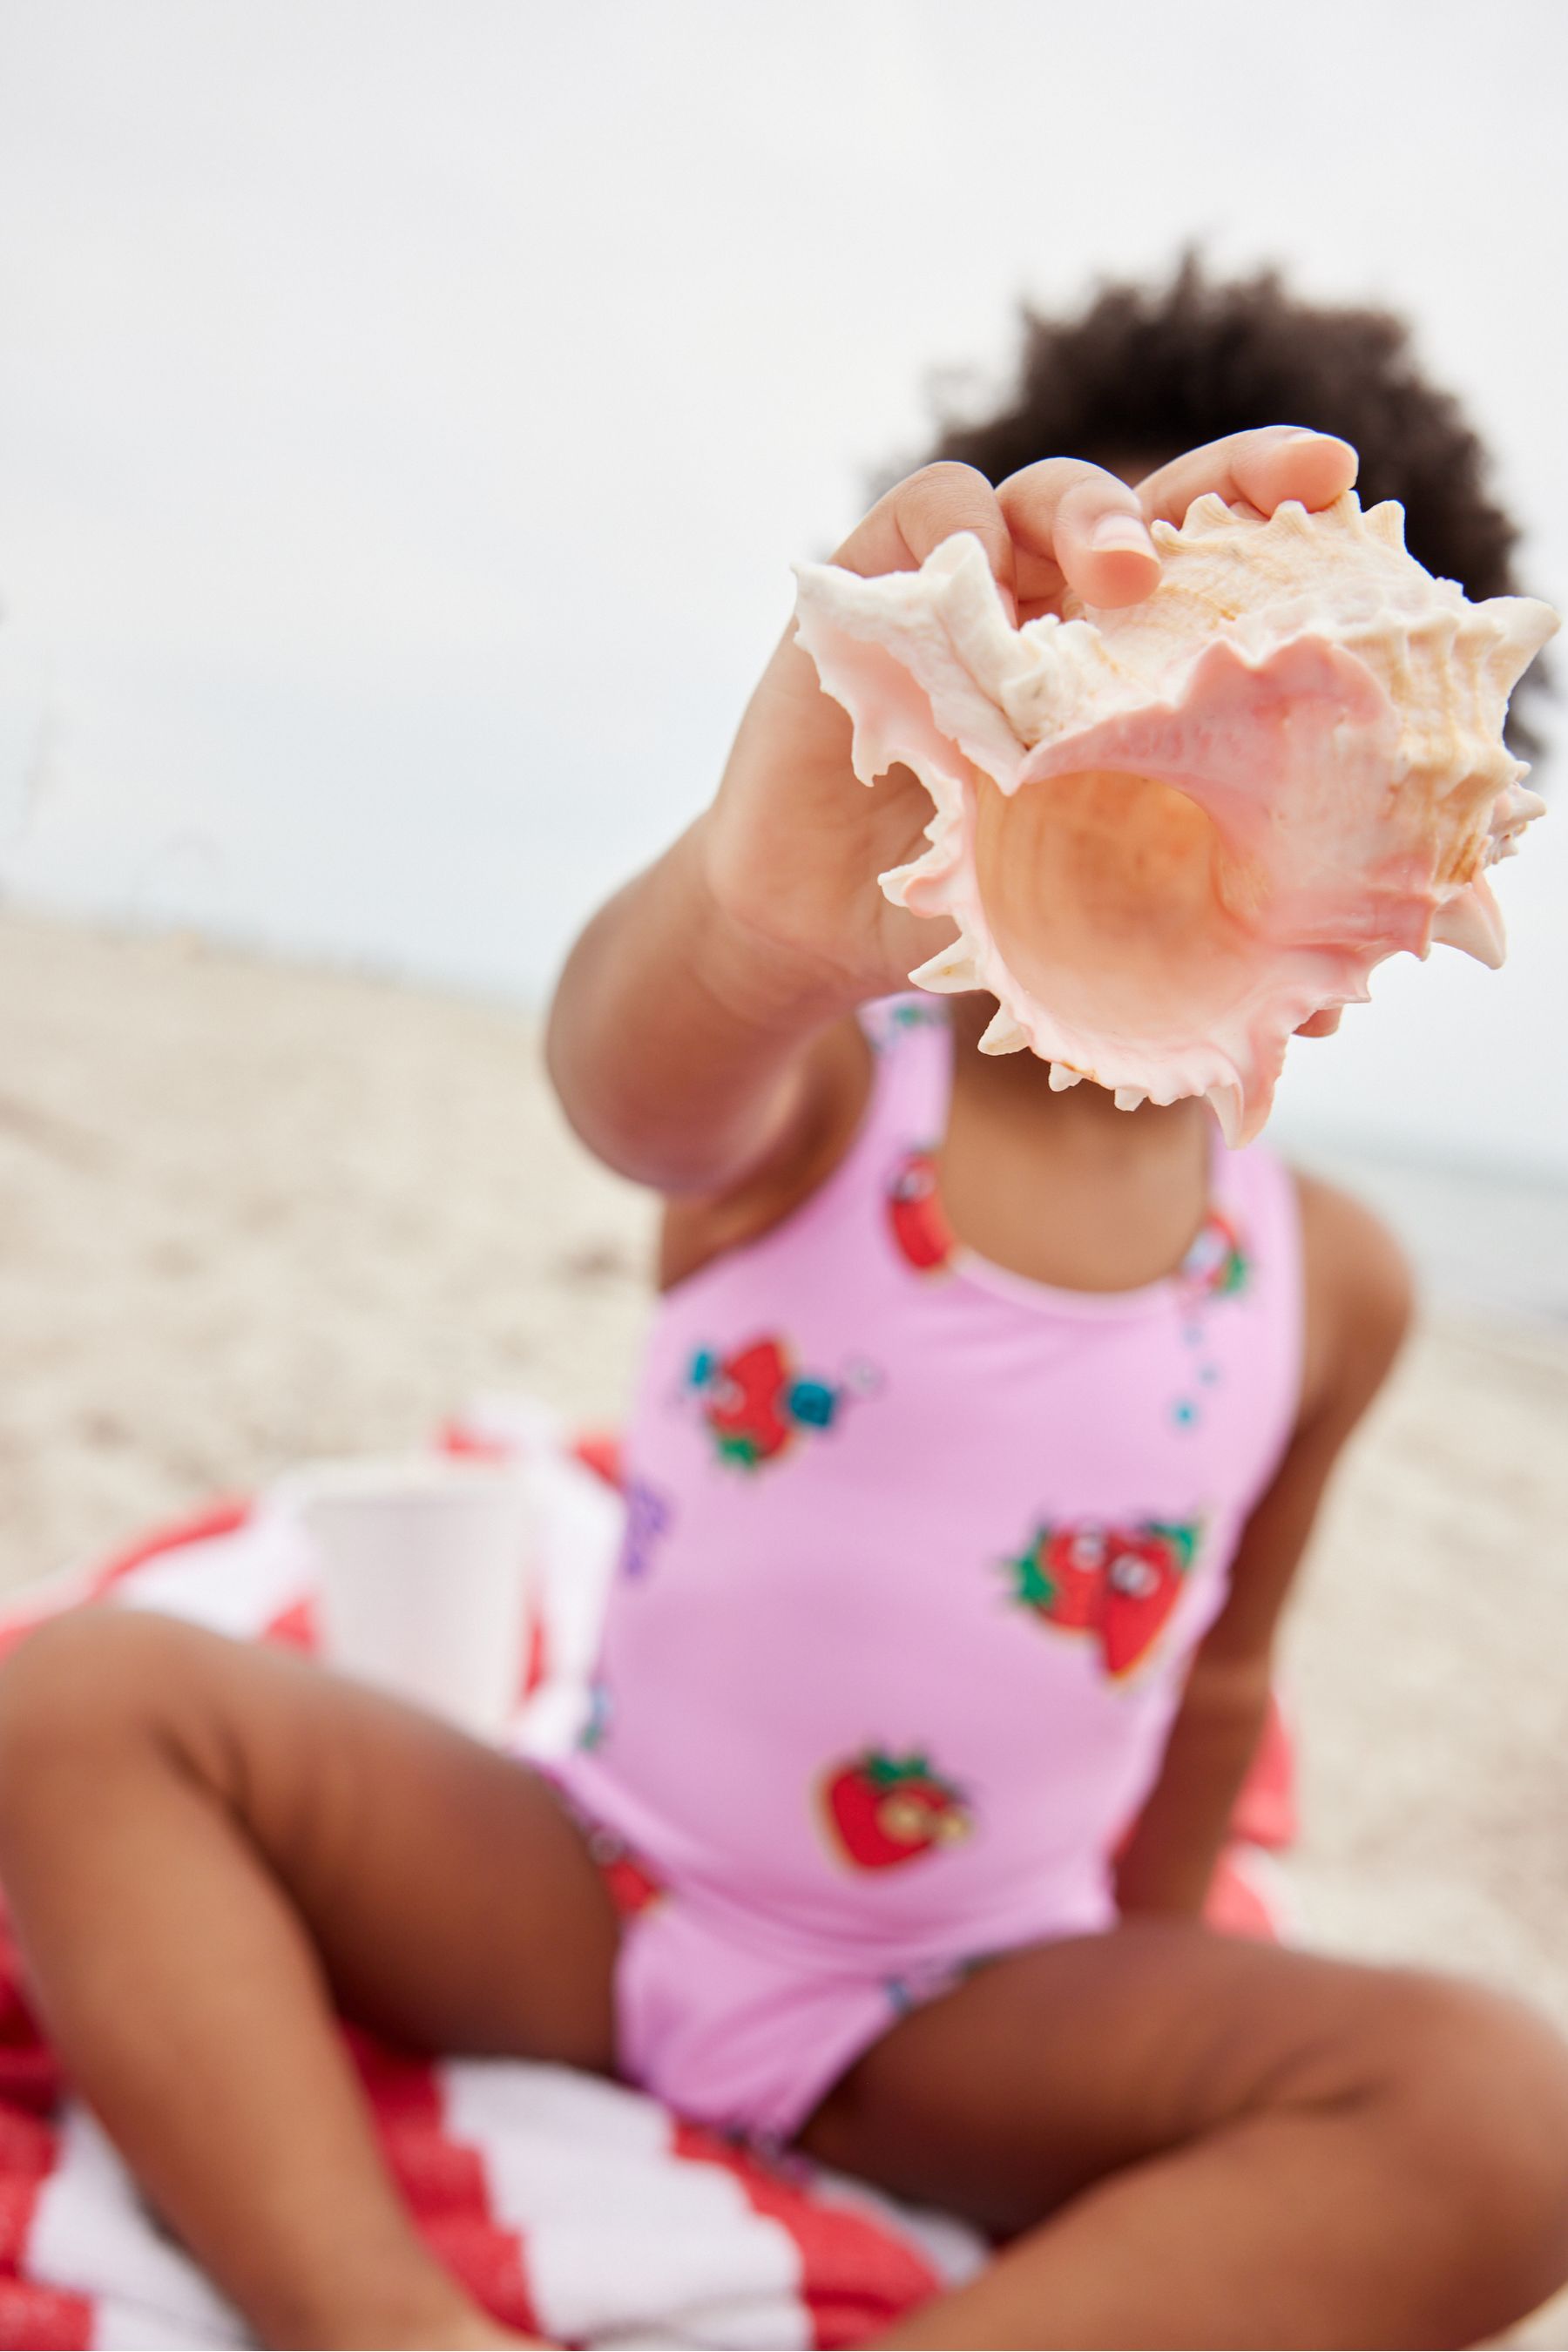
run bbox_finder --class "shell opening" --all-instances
[972,767,1269,1046]
[794,504,1559,1138]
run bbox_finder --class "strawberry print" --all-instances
[821,1749,972,1870]
[1010,1523,1109,1632]
[687,1337,842,1471]
[548,1783,666,1920]
[886,1149,956,1274]
[583,1821,666,1918]
[1179,1209,1249,1301]
[1100,1524,1198,1674]
[1006,1517,1201,1679]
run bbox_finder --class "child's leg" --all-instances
[801,1917,1568,2350]
[0,1609,620,2350]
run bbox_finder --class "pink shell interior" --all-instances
[960,636,1426,1135]
[797,533,1550,1145]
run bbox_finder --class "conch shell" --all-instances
[793,493,1558,1144]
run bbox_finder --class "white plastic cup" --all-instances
[280,1456,537,1741]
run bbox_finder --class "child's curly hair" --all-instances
[912,256,1547,750]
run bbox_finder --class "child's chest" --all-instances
[631,1188,1288,1615]
[592,1260,1282,1910]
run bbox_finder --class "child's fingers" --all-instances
[833,463,1016,605]
[1139,428,1359,529]
[997,458,1162,612]
[828,433,1356,622]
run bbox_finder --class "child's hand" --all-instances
[548,425,1355,1192]
[700,426,1358,1010]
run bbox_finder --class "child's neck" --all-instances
[936,996,1214,1294]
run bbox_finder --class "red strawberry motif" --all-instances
[887,1150,956,1273]
[822,1749,972,1870]
[1007,1523,1106,1634]
[1099,1525,1194,1677]
[1006,1518,1200,1678]
[1042,1525,1111,1630]
[689,1337,843,1470]
[585,1824,666,1919]
[697,1338,796,1466]
[1180,1210,1249,1301]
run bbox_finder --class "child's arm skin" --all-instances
[1113,1178,1413,1916]
[547,428,1358,1195]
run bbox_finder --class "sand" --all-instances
[1,908,1565,2345]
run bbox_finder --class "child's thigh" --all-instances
[796,1916,1546,2237]
[0,1609,620,2069]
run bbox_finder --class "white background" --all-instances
[1,0,1564,1170]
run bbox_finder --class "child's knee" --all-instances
[0,1610,219,1821]
[1360,1970,1568,2309]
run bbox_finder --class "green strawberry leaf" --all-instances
[862,1750,969,1808]
[1143,1519,1201,1568]
[1009,1549,1058,1608]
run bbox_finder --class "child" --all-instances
[0,267,1565,2352]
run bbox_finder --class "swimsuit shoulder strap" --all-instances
[855,995,956,1158]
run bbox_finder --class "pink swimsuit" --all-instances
[555,998,1302,2141]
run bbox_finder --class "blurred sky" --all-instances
[0,0,1565,1172]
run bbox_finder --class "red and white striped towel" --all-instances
[0,1398,1294,2349]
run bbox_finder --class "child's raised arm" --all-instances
[546,430,1356,1195]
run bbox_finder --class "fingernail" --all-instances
[1286,429,1356,463]
[1090,514,1156,555]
